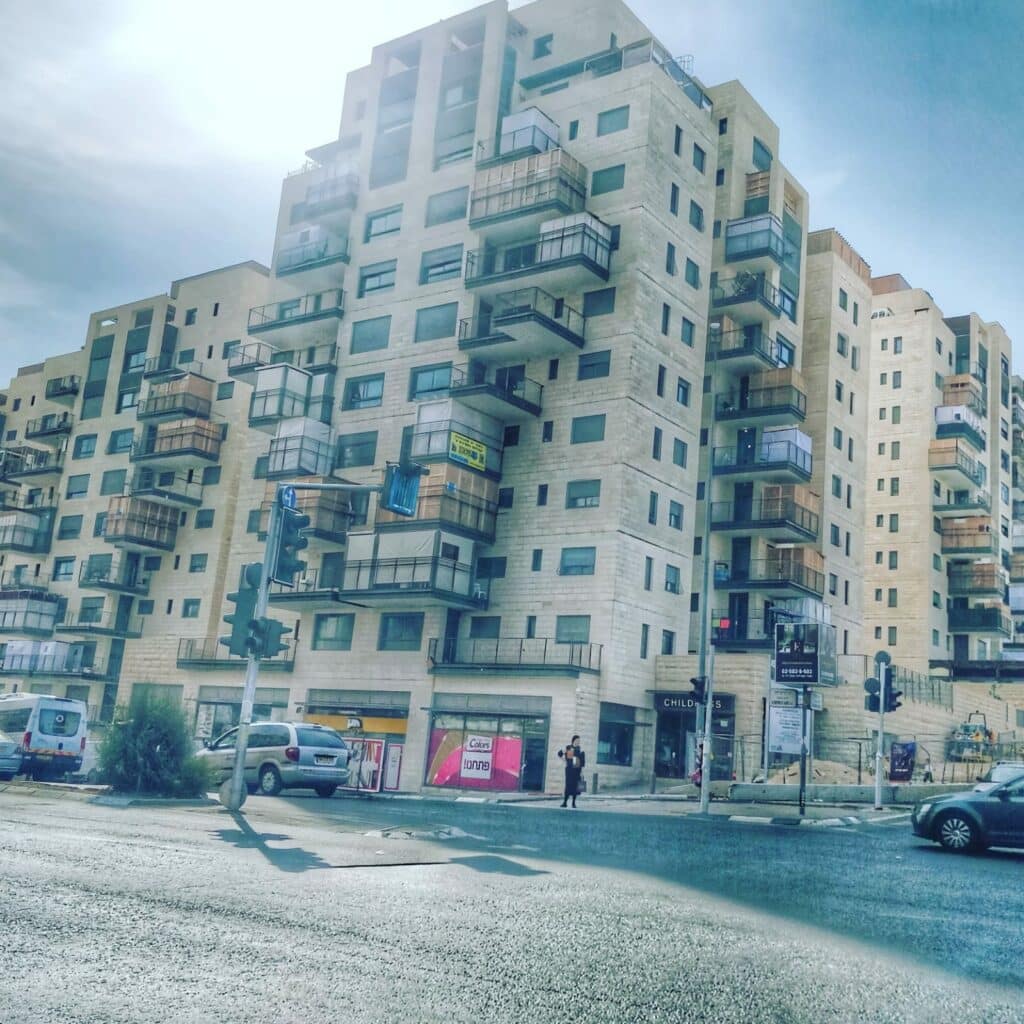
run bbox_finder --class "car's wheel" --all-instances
[258,765,282,796]
[936,811,980,852]
[314,783,337,799]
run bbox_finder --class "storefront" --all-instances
[194,686,290,740]
[653,691,736,782]
[425,692,551,792]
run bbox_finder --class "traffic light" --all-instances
[884,677,903,713]
[246,616,291,659]
[380,461,427,517]
[690,676,707,704]
[221,563,261,657]
[863,676,880,713]
[272,508,310,586]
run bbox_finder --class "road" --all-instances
[1,788,1022,1024]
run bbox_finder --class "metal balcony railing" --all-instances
[44,375,81,400]
[428,636,603,672]
[713,558,825,596]
[464,224,611,285]
[137,391,212,420]
[25,412,73,437]
[176,636,295,670]
[247,289,345,332]
[712,441,812,477]
[709,499,819,536]
[711,272,782,316]
[715,383,806,419]
[276,236,351,273]
[449,365,543,411]
[706,326,780,365]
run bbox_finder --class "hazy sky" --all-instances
[2,0,1022,383]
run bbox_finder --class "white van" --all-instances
[0,693,88,780]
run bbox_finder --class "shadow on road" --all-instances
[449,853,549,877]
[211,810,333,873]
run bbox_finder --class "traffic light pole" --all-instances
[874,663,887,811]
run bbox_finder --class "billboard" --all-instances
[449,431,487,472]
[774,621,838,686]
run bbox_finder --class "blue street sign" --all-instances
[279,486,297,511]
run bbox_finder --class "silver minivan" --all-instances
[199,721,350,797]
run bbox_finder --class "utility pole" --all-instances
[873,651,891,811]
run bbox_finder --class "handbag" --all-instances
[576,776,587,795]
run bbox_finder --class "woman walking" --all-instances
[558,735,586,808]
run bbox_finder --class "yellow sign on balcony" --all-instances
[449,431,487,472]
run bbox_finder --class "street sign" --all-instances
[769,706,803,754]
[809,690,824,712]
[279,485,297,511]
[770,687,798,707]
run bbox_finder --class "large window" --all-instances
[378,612,424,651]
[364,205,402,242]
[65,474,89,500]
[555,615,591,644]
[577,350,610,380]
[591,164,625,195]
[313,613,355,651]
[419,244,463,285]
[57,515,83,540]
[100,469,126,496]
[566,479,600,508]
[52,557,76,582]
[598,702,635,766]
[357,259,397,297]
[343,373,385,410]
[425,187,469,226]
[414,303,458,342]
[582,288,615,317]
[336,431,378,469]
[559,547,596,576]
[596,105,629,136]
[350,316,391,354]
[570,414,606,444]
[73,434,97,459]
[409,363,452,400]
[107,428,134,455]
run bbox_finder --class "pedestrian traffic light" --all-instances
[863,676,880,714]
[272,508,310,586]
[690,676,707,704]
[246,616,291,659]
[221,563,262,657]
[380,461,428,517]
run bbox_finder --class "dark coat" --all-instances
[559,745,586,786]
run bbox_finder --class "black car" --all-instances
[912,772,1024,852]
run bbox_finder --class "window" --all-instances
[52,557,75,582]
[752,137,772,171]
[202,466,221,487]
[536,484,548,507]
[364,205,402,242]
[414,302,458,342]
[684,259,700,288]
[657,365,666,397]
[669,183,679,215]
[378,612,424,651]
[591,164,626,195]
[582,287,615,317]
[533,33,553,58]
[343,374,385,410]
[828,573,838,596]
[93,512,107,537]
[888,626,897,647]
[640,625,649,659]
[890,477,900,496]
[676,378,691,406]
[830,524,841,546]
[692,143,706,172]
[660,304,671,334]
[497,488,514,510]
[73,434,96,459]
[542,421,553,442]
[673,125,682,155]
[837,333,849,357]
[560,547,596,576]
[893,336,903,354]
[570,414,605,444]
[503,425,519,448]
[425,186,468,226]
[715,168,725,186]
[648,491,658,525]
[832,474,843,498]
[661,563,680,595]
[99,469,126,496]
[65,474,89,500]
[187,554,208,574]
[889,514,899,532]
[668,500,683,530]
[185,308,197,325]
[216,381,234,401]
[531,549,543,572]
[182,599,201,619]
[568,119,579,141]
[117,389,139,413]
[661,629,676,655]
[838,288,848,311]
[350,316,391,354]
[566,479,600,508]
[196,509,215,528]
[357,259,397,297]
[893,371,902,389]
[672,439,687,468]
[665,243,677,276]
[419,244,463,284]
[833,427,843,450]
[555,615,590,644]
[891,441,900,459]
[688,200,704,231]
[681,317,695,347]
[643,557,653,591]
[578,350,611,380]
[835,381,844,403]
[409,363,452,400]
[597,105,629,136]
[57,515,83,540]
[476,556,507,580]
[306,613,356,652]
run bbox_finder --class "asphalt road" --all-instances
[1,789,1022,1024]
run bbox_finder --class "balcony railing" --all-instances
[475,122,560,165]
[44,375,81,400]
[941,526,995,554]
[0,524,48,553]
[709,499,819,538]
[948,607,1011,635]
[227,341,279,377]
[103,497,179,551]
[131,423,222,464]
[948,565,1006,595]
[291,173,359,223]
[713,558,825,596]
[142,355,210,380]
[724,214,785,265]
[266,434,334,479]
[176,636,295,671]
[56,611,143,638]
[710,612,773,649]
[337,556,485,605]
[130,468,204,506]
[0,447,65,479]
[928,444,985,486]
[405,419,503,476]
[712,441,812,478]
[25,411,74,439]
[0,651,112,679]
[706,325,781,366]
[715,383,806,420]
[247,289,345,333]
[276,236,351,275]
[469,151,587,227]
[459,287,587,352]
[428,636,603,673]
[711,272,782,317]
[449,365,543,415]
[376,485,498,543]
[137,391,212,421]
[464,224,612,286]
[78,558,150,595]
[933,490,990,515]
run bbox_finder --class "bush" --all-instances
[98,691,214,797]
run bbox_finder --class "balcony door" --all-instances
[730,537,751,581]
[737,427,757,466]
[727,592,748,641]
[734,482,753,522]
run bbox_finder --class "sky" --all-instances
[1,0,1022,382]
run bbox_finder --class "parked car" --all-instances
[0,693,87,780]
[0,729,23,780]
[972,762,1024,793]
[912,775,1024,852]
[197,721,350,797]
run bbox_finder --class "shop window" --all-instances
[598,702,635,766]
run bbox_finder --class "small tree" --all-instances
[98,690,213,796]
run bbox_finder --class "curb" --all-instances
[92,795,217,808]
[726,813,865,828]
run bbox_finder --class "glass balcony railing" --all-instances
[724,214,785,265]
[948,607,1011,635]
[247,289,345,333]
[448,365,543,416]
[712,441,812,479]
[376,485,498,543]
[428,637,603,673]
[276,236,351,275]
[715,383,806,420]
[465,224,611,286]
[44,375,81,401]
[475,123,560,164]
[710,499,819,538]
[713,558,824,596]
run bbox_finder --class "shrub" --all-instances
[98,690,213,796]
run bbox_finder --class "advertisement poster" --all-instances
[768,706,804,755]
[340,738,384,792]
[889,741,916,782]
[449,431,487,472]
[383,743,403,792]
[426,728,523,791]
[774,622,839,686]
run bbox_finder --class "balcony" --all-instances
[247,289,345,345]
[709,498,819,543]
[24,412,73,445]
[406,419,503,477]
[298,343,339,375]
[227,341,280,383]
[376,485,498,544]
[0,586,64,636]
[269,558,487,611]
[469,148,587,236]
[948,607,1012,637]
[941,523,996,557]
[265,433,334,478]
[1011,555,1024,583]
[712,439,812,483]
[464,221,612,294]
[290,173,358,226]
[941,375,985,417]
[55,611,143,640]
[102,496,179,552]
[79,558,150,596]
[475,108,561,166]
[929,440,984,489]
[711,272,784,323]
[948,565,1006,598]
[131,420,223,470]
[710,611,773,651]
[44,375,81,403]
[715,371,806,426]
[249,367,332,433]
[176,636,295,673]
[0,520,51,554]
[724,213,785,271]
[449,365,543,421]
[137,376,213,422]
[142,355,211,381]
[935,406,986,452]
[0,646,112,680]
[0,446,64,482]
[275,235,351,277]
[256,485,351,545]
[459,288,586,363]
[706,325,782,374]
[713,558,825,598]
[129,468,204,508]
[933,490,990,517]
[428,637,602,676]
